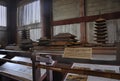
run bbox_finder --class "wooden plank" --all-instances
[52,11,120,26]
[0,49,31,57]
[17,0,34,7]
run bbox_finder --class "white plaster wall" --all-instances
[53,0,80,21]
[86,0,120,16]
[53,0,81,41]
[86,22,95,43]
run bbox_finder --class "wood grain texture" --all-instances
[52,11,120,26]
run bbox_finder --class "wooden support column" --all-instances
[80,0,87,43]
[7,1,17,44]
[116,42,120,62]
[32,53,41,81]
[41,0,53,39]
[40,0,45,38]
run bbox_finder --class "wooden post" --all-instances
[46,55,53,81]
[116,42,120,62]
[31,52,41,81]
[80,0,87,44]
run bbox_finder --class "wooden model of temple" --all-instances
[94,18,108,44]
[0,0,120,81]
[51,33,78,46]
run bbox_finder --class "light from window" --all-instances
[18,0,40,26]
[0,5,6,27]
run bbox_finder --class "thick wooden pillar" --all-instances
[7,1,17,44]
[41,0,53,39]
[116,44,120,62]
[80,0,87,43]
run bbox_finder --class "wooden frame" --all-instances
[52,11,120,26]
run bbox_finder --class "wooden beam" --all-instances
[52,11,120,26]
[0,58,120,80]
[37,63,120,80]
[80,0,87,43]
[17,0,35,7]
[0,55,14,65]
[0,1,6,6]
[0,49,31,57]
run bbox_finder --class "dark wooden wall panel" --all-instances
[7,1,17,44]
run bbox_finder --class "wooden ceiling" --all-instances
[0,0,21,6]
[0,0,34,6]
[0,0,22,3]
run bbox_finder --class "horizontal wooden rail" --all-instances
[37,64,120,80]
[0,58,120,80]
[52,11,120,26]
[0,58,32,66]
[0,49,31,57]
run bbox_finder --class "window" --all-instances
[17,0,41,42]
[18,0,40,26]
[0,5,6,27]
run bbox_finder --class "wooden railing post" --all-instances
[31,51,41,81]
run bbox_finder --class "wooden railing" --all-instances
[0,49,120,81]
